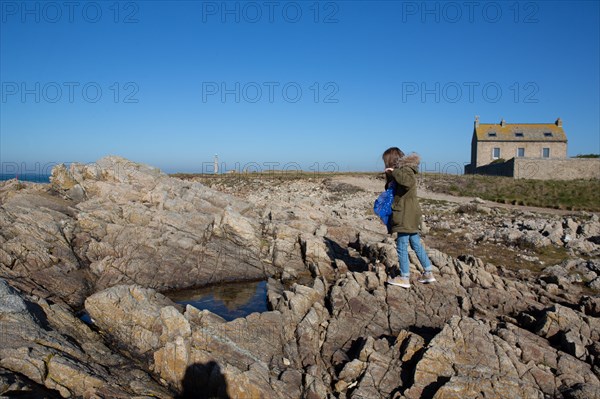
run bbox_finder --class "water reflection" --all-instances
[167,280,268,321]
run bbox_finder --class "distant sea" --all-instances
[0,174,51,183]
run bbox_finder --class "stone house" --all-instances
[464,117,599,180]
[467,117,567,169]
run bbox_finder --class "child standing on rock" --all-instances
[382,147,436,288]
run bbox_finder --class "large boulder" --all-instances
[534,304,600,363]
[404,316,599,399]
[0,279,169,398]
[85,283,300,397]
[1,157,291,308]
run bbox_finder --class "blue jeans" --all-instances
[396,233,432,277]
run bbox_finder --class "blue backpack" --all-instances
[373,181,395,233]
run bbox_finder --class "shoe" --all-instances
[418,271,436,283]
[387,276,410,288]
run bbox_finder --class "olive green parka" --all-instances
[386,154,422,234]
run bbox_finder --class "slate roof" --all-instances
[475,121,567,142]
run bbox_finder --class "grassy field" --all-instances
[420,173,600,212]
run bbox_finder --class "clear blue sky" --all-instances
[1,0,599,173]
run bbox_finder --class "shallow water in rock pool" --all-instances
[166,280,268,321]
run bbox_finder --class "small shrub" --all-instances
[573,154,599,158]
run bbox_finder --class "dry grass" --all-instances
[421,173,600,212]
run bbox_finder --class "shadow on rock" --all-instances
[23,300,51,331]
[176,361,230,399]
[325,237,369,272]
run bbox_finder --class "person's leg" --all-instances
[396,233,411,277]
[409,233,436,283]
[408,233,432,272]
[387,233,411,288]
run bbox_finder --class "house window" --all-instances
[515,132,524,138]
[544,132,553,137]
[488,132,497,137]
[492,148,500,159]
[517,148,525,157]
[542,148,550,158]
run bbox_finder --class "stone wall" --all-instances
[465,158,600,180]
[465,158,515,177]
[474,141,567,167]
[513,158,600,180]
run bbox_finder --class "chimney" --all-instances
[556,117,562,127]
[500,118,506,127]
[474,115,479,128]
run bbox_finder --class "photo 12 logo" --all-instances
[1,162,59,181]
[200,161,340,175]
[201,81,339,104]
[401,81,540,104]
[400,1,539,24]
[201,1,339,23]
[1,81,140,104]
[1,1,139,23]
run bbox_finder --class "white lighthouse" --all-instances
[213,154,219,175]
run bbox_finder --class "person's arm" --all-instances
[391,167,415,189]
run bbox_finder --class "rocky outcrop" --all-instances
[531,304,600,366]
[82,231,599,398]
[429,203,600,257]
[0,157,302,308]
[84,283,299,397]
[1,158,599,398]
[0,185,90,307]
[0,279,170,398]
[540,259,600,291]
[81,256,600,398]
[405,316,598,399]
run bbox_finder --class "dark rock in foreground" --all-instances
[0,279,170,398]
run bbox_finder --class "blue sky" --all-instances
[1,0,599,173]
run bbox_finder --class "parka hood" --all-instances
[394,153,421,171]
